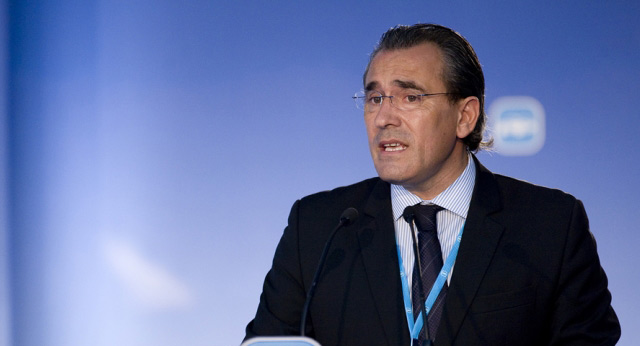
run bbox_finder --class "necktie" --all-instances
[411,203,446,344]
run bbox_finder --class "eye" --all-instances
[369,96,383,105]
[366,92,384,105]
[404,94,422,103]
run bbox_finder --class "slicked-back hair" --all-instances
[364,23,490,151]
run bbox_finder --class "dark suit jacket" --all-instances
[245,158,620,345]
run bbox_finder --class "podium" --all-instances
[241,336,321,346]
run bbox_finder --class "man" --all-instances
[245,24,620,345]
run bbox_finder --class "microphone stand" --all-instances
[299,208,359,336]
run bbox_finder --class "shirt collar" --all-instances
[391,153,476,221]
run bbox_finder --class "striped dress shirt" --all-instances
[391,153,476,293]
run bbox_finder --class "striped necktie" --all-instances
[411,203,446,344]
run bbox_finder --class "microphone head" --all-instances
[339,207,359,226]
[402,205,415,223]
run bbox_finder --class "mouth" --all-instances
[380,142,407,152]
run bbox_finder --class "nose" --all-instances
[373,96,401,128]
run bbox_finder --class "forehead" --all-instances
[365,42,446,91]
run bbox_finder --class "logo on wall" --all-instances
[488,96,545,156]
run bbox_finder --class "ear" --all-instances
[456,96,480,139]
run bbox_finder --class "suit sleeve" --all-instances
[244,200,308,339]
[549,199,621,345]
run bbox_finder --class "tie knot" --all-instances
[413,203,443,233]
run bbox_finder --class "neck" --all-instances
[406,148,469,200]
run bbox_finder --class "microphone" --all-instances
[300,207,359,336]
[402,205,416,224]
[339,207,359,227]
[403,205,432,345]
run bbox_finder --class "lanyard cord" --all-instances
[397,222,465,340]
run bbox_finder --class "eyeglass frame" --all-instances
[352,90,458,112]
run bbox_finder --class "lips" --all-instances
[380,141,407,152]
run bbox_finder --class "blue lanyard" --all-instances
[397,222,465,340]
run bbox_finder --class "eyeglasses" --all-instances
[352,90,456,113]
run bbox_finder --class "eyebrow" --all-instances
[364,80,425,92]
[393,80,425,92]
[364,81,378,92]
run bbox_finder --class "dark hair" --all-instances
[365,23,490,151]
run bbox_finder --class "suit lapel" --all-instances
[356,179,410,346]
[436,157,505,344]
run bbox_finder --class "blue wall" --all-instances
[3,1,639,345]
[1,0,9,344]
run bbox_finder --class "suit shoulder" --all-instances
[299,177,382,208]
[289,177,384,236]
[493,173,578,207]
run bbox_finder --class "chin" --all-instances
[374,169,407,186]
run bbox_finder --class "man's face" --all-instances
[364,43,471,199]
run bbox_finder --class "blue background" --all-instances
[1,1,638,345]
